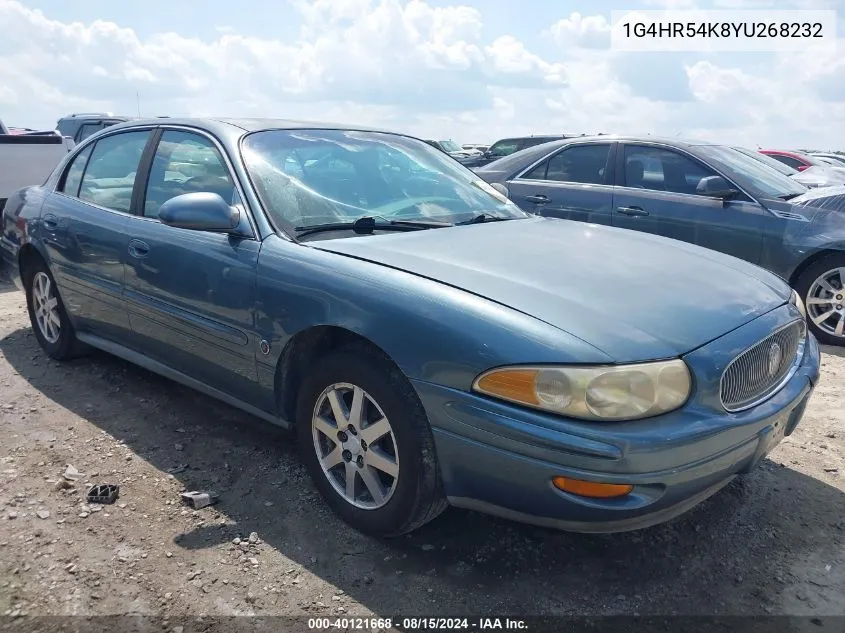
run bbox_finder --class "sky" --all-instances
[0,0,843,148]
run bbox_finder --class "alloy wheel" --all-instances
[311,382,400,510]
[806,267,845,339]
[32,271,61,344]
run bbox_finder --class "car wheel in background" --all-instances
[296,343,448,536]
[795,254,845,346]
[23,257,81,360]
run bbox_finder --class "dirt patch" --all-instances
[1,275,844,620]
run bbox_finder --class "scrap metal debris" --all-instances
[87,484,120,504]
[180,491,219,509]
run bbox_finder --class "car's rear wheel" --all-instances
[295,343,447,537]
[795,254,845,346]
[24,258,80,360]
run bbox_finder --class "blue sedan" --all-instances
[0,118,821,536]
[476,135,845,347]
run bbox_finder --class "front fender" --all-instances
[255,235,611,392]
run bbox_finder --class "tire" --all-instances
[794,254,845,346]
[295,343,448,537]
[23,257,81,360]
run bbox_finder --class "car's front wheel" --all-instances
[296,344,447,537]
[24,257,80,360]
[795,254,845,346]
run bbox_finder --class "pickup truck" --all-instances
[1,120,74,212]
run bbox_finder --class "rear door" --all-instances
[505,141,616,225]
[39,128,154,343]
[123,128,262,404]
[611,142,765,263]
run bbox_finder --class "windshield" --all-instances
[732,146,798,176]
[697,145,807,199]
[240,129,526,233]
[439,139,461,153]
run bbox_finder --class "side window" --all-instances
[488,140,518,157]
[143,130,236,219]
[78,130,151,213]
[769,154,803,170]
[623,146,719,196]
[76,123,103,142]
[544,144,611,185]
[59,145,93,197]
[522,160,549,180]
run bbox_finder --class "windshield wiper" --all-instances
[778,193,803,201]
[456,213,515,225]
[294,215,453,238]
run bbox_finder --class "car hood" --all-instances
[311,217,791,361]
[792,166,845,188]
[786,184,845,213]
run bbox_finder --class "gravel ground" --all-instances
[1,273,844,624]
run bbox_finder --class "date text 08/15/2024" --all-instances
[307,617,528,630]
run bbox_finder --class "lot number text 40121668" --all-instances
[307,617,529,630]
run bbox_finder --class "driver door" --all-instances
[123,128,263,403]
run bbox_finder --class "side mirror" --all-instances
[158,192,240,232]
[696,175,739,200]
[797,165,810,172]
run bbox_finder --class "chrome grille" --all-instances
[720,320,806,412]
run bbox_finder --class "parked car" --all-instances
[1,121,75,213]
[461,135,571,168]
[809,152,845,167]
[56,113,136,144]
[462,143,489,154]
[732,146,845,189]
[423,139,478,163]
[1,118,820,536]
[476,135,845,345]
[760,149,845,179]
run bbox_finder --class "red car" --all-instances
[760,149,836,172]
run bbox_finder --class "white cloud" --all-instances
[0,0,843,149]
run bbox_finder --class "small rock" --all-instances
[332,595,341,601]
[7,511,18,520]
[164,592,173,600]
[173,626,184,633]
[248,532,259,544]
[246,592,257,604]
[186,570,202,581]
[233,538,241,545]
[36,510,50,520]
[166,552,173,558]
[65,563,77,574]
[174,443,185,452]
[421,544,435,551]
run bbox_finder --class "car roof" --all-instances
[108,116,395,135]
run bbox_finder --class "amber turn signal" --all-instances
[552,476,633,499]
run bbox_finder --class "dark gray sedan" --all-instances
[476,135,845,346]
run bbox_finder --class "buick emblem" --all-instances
[767,342,782,378]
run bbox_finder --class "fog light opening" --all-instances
[552,476,633,499]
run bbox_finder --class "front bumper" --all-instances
[415,313,821,533]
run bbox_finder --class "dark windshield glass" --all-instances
[697,145,807,199]
[240,129,526,233]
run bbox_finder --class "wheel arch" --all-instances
[274,325,400,424]
[789,248,845,288]
[17,242,47,281]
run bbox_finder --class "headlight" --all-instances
[790,289,807,319]
[472,360,691,421]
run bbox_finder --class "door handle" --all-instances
[42,214,58,229]
[526,194,551,204]
[616,206,649,217]
[128,239,150,259]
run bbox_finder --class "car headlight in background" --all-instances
[790,289,807,319]
[472,360,691,421]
